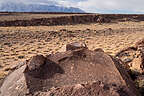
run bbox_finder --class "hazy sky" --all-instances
[59,0,144,14]
[0,0,144,14]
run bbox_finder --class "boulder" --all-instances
[0,43,139,96]
[116,39,144,74]
[116,39,144,95]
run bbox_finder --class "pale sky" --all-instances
[58,0,144,13]
[0,0,144,14]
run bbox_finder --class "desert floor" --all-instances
[1,21,144,80]
[0,13,87,21]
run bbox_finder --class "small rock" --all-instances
[94,48,104,52]
[3,42,11,45]
[27,55,46,71]
[3,42,12,47]
[18,56,25,59]
[66,42,88,51]
[135,39,144,48]
[45,38,51,42]
[60,29,67,31]
[74,84,84,89]
[123,58,133,63]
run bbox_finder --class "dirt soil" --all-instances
[1,14,144,85]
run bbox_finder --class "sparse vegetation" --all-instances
[1,13,144,95]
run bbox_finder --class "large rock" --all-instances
[116,39,144,95]
[0,43,139,96]
[116,39,144,74]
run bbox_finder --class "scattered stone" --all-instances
[66,42,88,51]
[45,37,51,42]
[86,28,91,31]
[3,42,12,47]
[18,55,25,59]
[60,29,67,31]
[3,42,11,45]
[123,58,133,63]
[135,38,144,48]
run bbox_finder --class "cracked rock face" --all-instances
[116,39,144,95]
[38,81,130,96]
[116,39,144,74]
[0,42,139,96]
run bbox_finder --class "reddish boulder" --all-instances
[0,43,139,96]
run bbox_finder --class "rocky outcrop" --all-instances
[0,42,139,96]
[116,39,144,94]
[116,39,144,74]
[0,13,144,27]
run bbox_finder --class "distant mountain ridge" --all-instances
[0,2,85,13]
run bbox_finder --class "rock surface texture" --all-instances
[0,42,139,96]
[116,39,144,94]
[116,39,144,74]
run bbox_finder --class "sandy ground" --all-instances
[1,21,144,79]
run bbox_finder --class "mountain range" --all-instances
[0,2,85,13]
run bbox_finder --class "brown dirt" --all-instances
[1,14,144,96]
[1,21,144,80]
